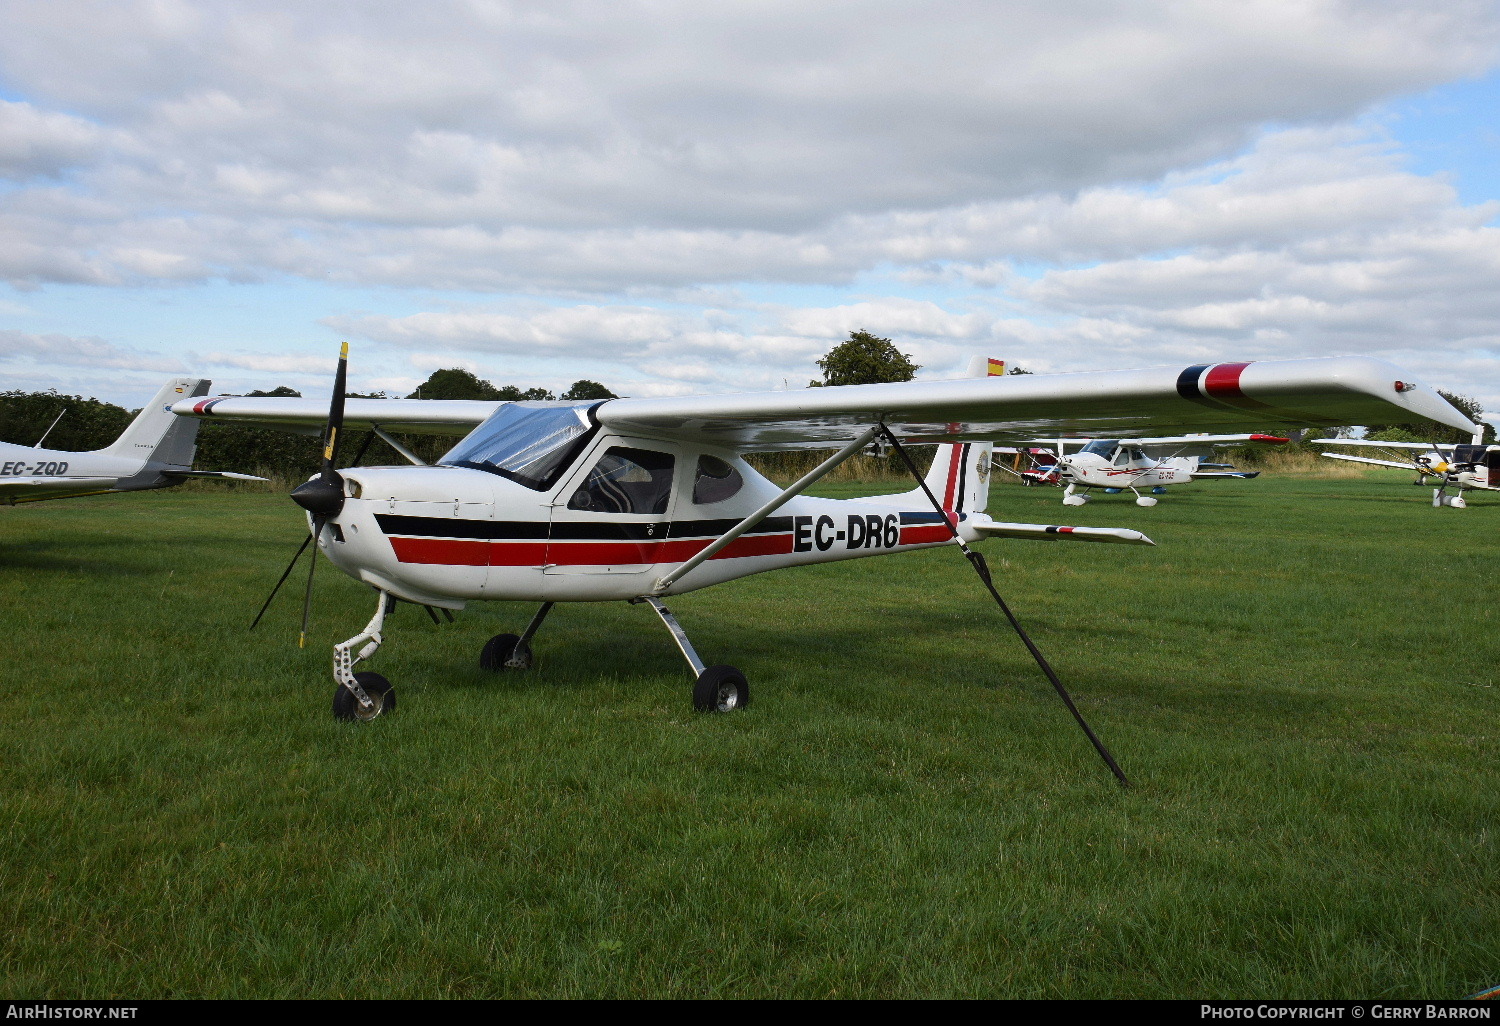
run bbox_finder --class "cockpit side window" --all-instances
[440,402,599,491]
[568,447,676,515]
[692,455,744,505]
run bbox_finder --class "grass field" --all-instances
[1,471,1496,998]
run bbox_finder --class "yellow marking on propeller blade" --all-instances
[298,632,307,649]
[339,341,348,359]
[323,427,337,461]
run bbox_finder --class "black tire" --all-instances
[332,672,396,722]
[693,664,749,713]
[480,633,533,671]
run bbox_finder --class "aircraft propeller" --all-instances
[249,345,453,639]
[251,343,351,645]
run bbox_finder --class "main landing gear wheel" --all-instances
[480,633,534,671]
[693,665,749,713]
[333,672,395,722]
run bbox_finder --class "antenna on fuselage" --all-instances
[34,408,66,448]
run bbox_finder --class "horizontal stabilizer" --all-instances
[163,470,270,481]
[973,521,1155,545]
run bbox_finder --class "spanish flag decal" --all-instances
[987,358,1006,376]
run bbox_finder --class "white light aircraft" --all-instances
[2,378,265,505]
[1319,437,1496,507]
[172,351,1471,781]
[1030,433,1288,507]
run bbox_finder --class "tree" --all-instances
[0,390,132,451]
[495,385,556,401]
[809,331,920,387]
[405,369,575,402]
[1007,366,1032,375]
[406,369,506,401]
[561,379,618,400]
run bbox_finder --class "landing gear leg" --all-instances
[1062,483,1089,506]
[635,597,749,712]
[332,590,396,721]
[481,601,553,671]
[1434,484,1467,508]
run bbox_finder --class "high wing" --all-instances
[172,356,1474,453]
[598,357,1472,450]
[1317,438,1459,450]
[170,396,502,436]
[1189,470,1261,480]
[1320,453,1419,470]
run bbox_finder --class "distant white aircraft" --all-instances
[1009,434,1286,506]
[0,378,265,505]
[1319,438,1496,508]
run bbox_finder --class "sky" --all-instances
[2,0,1499,428]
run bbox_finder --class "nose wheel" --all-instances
[333,672,395,721]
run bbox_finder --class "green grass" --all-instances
[1,472,1496,998]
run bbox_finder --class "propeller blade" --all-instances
[299,519,323,649]
[324,341,349,471]
[250,532,314,630]
[290,344,350,520]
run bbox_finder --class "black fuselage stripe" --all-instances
[373,513,797,541]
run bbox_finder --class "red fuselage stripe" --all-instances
[388,526,952,567]
[389,531,795,567]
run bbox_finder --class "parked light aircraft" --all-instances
[1022,434,1288,506]
[172,352,1472,744]
[1319,438,1498,507]
[1,378,264,505]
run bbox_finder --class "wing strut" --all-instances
[878,423,1131,788]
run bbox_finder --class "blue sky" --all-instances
[1,1,1498,428]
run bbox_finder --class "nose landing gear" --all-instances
[332,590,395,721]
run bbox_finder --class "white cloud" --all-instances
[0,100,106,180]
[199,351,344,375]
[0,2,1497,289]
[0,329,183,372]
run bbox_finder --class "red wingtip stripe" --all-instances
[1203,362,1252,399]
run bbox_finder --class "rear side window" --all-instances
[568,447,675,514]
[692,455,744,505]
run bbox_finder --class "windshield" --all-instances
[1080,439,1117,457]
[440,401,600,490]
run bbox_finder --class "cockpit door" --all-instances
[544,438,678,575]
